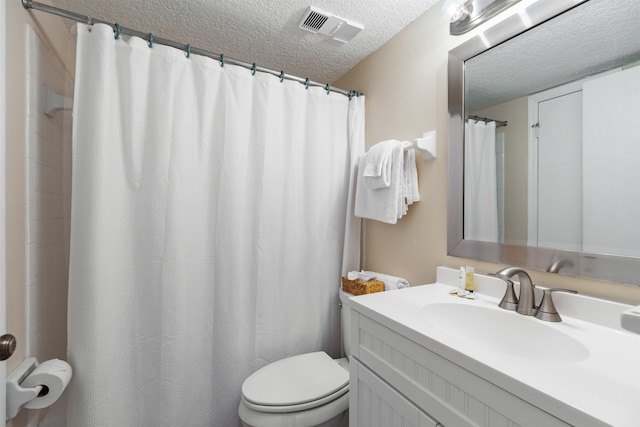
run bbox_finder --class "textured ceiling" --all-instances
[50,0,441,84]
[466,0,640,112]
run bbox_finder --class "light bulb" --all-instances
[441,0,470,23]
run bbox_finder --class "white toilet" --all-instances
[238,289,354,427]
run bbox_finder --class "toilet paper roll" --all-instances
[21,359,72,409]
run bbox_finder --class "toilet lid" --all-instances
[242,351,349,409]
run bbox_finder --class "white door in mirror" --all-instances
[621,305,640,334]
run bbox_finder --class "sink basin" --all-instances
[420,302,590,362]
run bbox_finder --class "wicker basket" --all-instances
[341,277,384,296]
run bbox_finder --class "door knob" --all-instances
[0,334,17,361]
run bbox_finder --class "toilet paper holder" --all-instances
[6,357,45,420]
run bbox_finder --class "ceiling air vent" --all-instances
[298,6,364,43]
[300,7,330,33]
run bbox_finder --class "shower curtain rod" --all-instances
[467,115,508,127]
[21,0,360,98]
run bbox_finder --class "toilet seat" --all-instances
[241,351,349,413]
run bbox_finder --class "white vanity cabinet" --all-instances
[349,309,569,427]
[350,359,440,427]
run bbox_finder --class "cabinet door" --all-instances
[350,358,440,427]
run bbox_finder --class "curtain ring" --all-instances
[280,71,285,83]
[305,78,310,90]
[348,90,353,100]
[114,23,120,40]
[325,83,330,95]
[220,53,225,67]
[148,33,153,48]
[186,44,191,59]
[251,63,257,75]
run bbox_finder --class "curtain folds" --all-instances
[67,23,364,426]
[464,120,499,242]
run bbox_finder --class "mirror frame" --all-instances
[447,0,640,286]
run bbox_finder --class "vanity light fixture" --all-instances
[443,0,522,35]
[442,0,471,23]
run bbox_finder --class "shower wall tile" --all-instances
[35,192,64,220]
[25,25,72,376]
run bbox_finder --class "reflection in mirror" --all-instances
[448,0,640,285]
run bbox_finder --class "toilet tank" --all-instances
[338,289,353,357]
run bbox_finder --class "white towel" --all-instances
[359,271,410,290]
[363,140,396,189]
[354,141,407,224]
[347,270,377,281]
[403,149,420,212]
[408,149,420,204]
[354,141,419,224]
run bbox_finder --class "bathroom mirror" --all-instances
[448,0,640,285]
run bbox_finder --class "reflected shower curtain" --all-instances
[67,24,364,426]
[464,120,499,242]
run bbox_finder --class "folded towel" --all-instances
[402,148,420,215]
[355,141,419,224]
[354,142,406,223]
[408,149,420,204]
[359,271,410,291]
[347,270,377,281]
[363,140,396,189]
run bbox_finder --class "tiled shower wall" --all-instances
[25,26,73,427]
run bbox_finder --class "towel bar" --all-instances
[407,130,437,160]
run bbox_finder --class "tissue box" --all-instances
[341,277,384,295]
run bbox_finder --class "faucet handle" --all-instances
[535,288,577,322]
[490,273,519,311]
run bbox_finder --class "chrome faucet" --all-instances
[546,258,574,274]
[493,266,578,322]
[495,267,537,316]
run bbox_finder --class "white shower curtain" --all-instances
[464,120,499,242]
[67,23,364,427]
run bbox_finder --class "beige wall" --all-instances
[5,1,74,425]
[335,2,640,305]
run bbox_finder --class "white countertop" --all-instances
[348,267,640,427]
